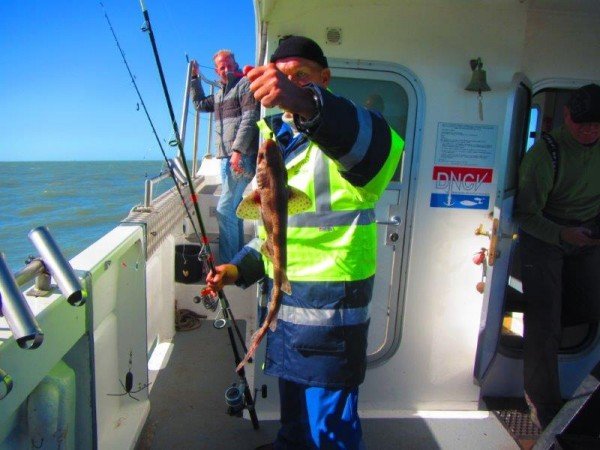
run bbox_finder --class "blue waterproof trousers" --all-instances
[217,155,254,263]
[275,378,364,450]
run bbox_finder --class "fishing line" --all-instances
[196,62,215,71]
[137,0,259,429]
[99,2,201,241]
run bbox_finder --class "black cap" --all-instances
[567,83,600,123]
[270,35,328,68]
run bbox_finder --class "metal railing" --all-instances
[143,170,172,208]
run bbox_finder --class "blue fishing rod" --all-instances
[137,0,259,429]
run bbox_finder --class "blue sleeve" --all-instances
[294,84,401,189]
[230,242,265,288]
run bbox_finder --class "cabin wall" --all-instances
[258,0,599,411]
[147,235,176,351]
[71,226,150,449]
[523,9,600,82]
[0,225,149,448]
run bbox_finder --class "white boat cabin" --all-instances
[1,1,599,448]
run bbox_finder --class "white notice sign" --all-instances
[435,123,497,167]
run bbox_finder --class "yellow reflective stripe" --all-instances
[253,122,400,283]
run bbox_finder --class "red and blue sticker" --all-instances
[430,166,492,210]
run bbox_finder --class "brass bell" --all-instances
[465,57,491,93]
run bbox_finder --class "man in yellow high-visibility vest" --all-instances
[207,36,404,450]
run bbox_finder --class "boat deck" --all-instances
[136,320,522,449]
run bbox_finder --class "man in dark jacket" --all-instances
[515,83,600,429]
[190,50,260,263]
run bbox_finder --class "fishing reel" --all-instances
[189,245,221,313]
[194,288,228,329]
[225,381,247,417]
[225,379,268,417]
[194,287,219,312]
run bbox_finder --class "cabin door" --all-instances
[473,74,531,386]
[328,62,420,364]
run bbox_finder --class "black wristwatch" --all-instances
[294,85,322,132]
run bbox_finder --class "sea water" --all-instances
[0,160,172,272]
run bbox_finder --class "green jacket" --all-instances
[515,126,600,244]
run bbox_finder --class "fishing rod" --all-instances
[101,3,255,415]
[99,2,201,242]
[136,0,249,360]
[137,0,259,429]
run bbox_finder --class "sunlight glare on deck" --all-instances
[359,409,490,419]
[148,342,174,371]
[415,410,490,419]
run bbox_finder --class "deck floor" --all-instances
[136,321,520,450]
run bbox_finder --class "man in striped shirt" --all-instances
[191,50,260,263]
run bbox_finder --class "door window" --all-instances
[329,77,409,183]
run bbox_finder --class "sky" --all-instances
[0,0,257,161]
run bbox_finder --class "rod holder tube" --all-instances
[144,178,153,207]
[0,253,44,349]
[13,258,45,287]
[28,227,85,306]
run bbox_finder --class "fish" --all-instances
[235,138,311,372]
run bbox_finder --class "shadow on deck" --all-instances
[136,322,519,449]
